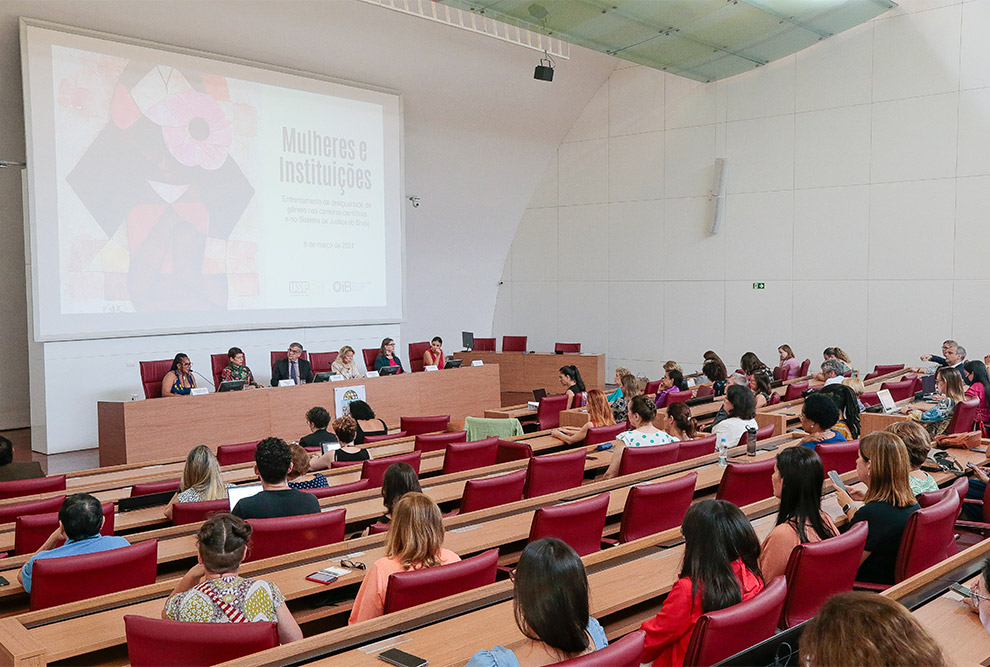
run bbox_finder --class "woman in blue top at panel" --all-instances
[466,538,607,667]
[160,353,195,398]
[795,393,846,449]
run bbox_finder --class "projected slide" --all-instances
[22,23,403,340]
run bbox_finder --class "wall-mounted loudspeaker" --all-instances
[710,157,728,235]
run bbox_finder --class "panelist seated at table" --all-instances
[423,336,445,369]
[466,538,609,667]
[161,353,196,397]
[231,438,320,520]
[374,337,404,374]
[271,342,313,386]
[0,436,43,482]
[299,406,338,450]
[309,416,369,471]
[558,364,586,409]
[164,445,231,520]
[331,345,363,380]
[221,347,260,388]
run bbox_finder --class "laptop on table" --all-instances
[227,484,263,511]
[877,389,900,415]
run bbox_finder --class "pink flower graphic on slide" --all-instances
[146,89,232,170]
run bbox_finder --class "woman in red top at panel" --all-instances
[640,499,764,667]
[422,336,445,369]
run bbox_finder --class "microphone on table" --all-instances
[192,370,215,390]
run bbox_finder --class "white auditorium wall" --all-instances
[0,1,617,451]
[495,0,989,380]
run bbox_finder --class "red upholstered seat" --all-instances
[644,380,662,396]
[798,359,811,376]
[772,366,783,381]
[171,498,231,526]
[696,384,714,397]
[244,509,346,562]
[948,397,981,434]
[0,495,66,526]
[383,549,499,614]
[270,349,308,367]
[817,440,860,475]
[400,415,450,436]
[535,394,569,430]
[139,359,173,399]
[442,437,498,474]
[210,352,233,389]
[125,615,278,667]
[495,440,533,464]
[755,423,775,440]
[130,479,181,497]
[880,379,915,402]
[364,431,408,443]
[863,371,881,383]
[682,576,787,667]
[779,522,867,628]
[309,351,339,374]
[460,469,527,514]
[617,442,679,476]
[473,337,496,352]
[16,502,114,555]
[573,392,586,408]
[415,430,467,453]
[784,381,809,402]
[330,460,363,468]
[769,391,782,405]
[528,493,609,556]
[524,449,586,498]
[860,391,880,406]
[31,539,158,610]
[586,423,628,446]
[676,435,716,462]
[874,363,905,376]
[216,441,258,466]
[362,452,422,487]
[617,472,697,544]
[557,630,645,666]
[502,336,527,352]
[407,341,431,372]
[779,365,791,381]
[362,348,379,373]
[715,458,776,508]
[666,390,693,405]
[555,343,582,353]
[0,475,66,501]
[303,478,373,499]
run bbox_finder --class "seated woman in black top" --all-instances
[348,400,388,444]
[299,406,337,450]
[834,432,920,585]
[373,337,404,374]
[703,359,727,396]
[373,462,422,527]
[309,415,368,471]
[558,365,586,409]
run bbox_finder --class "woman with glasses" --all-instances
[374,337,404,374]
[965,556,990,636]
[161,353,196,397]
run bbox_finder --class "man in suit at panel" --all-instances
[271,342,314,386]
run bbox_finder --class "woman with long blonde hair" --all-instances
[164,445,229,519]
[349,492,460,623]
[551,389,616,444]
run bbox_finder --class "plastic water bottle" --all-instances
[717,436,728,467]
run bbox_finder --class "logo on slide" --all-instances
[289,281,309,294]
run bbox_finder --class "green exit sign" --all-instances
[752,282,765,290]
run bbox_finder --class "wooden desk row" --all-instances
[451,352,605,402]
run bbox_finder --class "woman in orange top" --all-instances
[550,389,616,444]
[640,500,764,667]
[348,493,459,623]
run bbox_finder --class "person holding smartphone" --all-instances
[964,556,990,636]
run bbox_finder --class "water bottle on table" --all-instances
[717,435,728,467]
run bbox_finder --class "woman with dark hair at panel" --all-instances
[349,493,459,623]
[740,352,773,385]
[758,447,838,582]
[795,393,846,449]
[347,400,388,444]
[834,432,920,585]
[964,360,990,424]
[886,421,938,495]
[164,445,230,520]
[220,347,260,387]
[665,402,700,441]
[161,353,195,397]
[748,372,773,409]
[819,382,862,439]
[467,538,608,666]
[802,592,946,666]
[639,499,764,666]
[610,373,639,423]
[162,513,303,643]
[602,395,676,480]
[558,365,586,409]
[711,384,758,447]
[777,344,800,379]
[702,359,728,396]
[905,366,967,435]
[654,369,689,409]
[551,389,616,445]
[374,337,404,374]
[422,336,445,369]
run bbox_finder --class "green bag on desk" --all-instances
[465,416,523,441]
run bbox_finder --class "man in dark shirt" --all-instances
[299,406,338,450]
[232,437,320,519]
[0,436,44,482]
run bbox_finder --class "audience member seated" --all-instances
[558,365,586,409]
[711,384,758,447]
[663,360,683,375]
[702,350,726,374]
[165,445,230,520]
[372,462,423,528]
[819,359,847,386]
[161,353,195,397]
[423,336,445,369]
[749,372,773,409]
[374,337,404,374]
[270,342,313,386]
[609,373,639,424]
[778,344,800,379]
[920,339,958,367]
[466,538,608,666]
[904,366,966,436]
[602,396,675,480]
[0,435,43,482]
[796,393,846,449]
[299,406,337,450]
[758,447,838,582]
[964,360,990,424]
[286,444,328,490]
[702,359,727,396]
[885,421,938,495]
[801,592,946,666]
[639,499,764,667]
[812,347,852,381]
[18,493,131,593]
[917,343,966,376]
[551,389,615,444]
[833,432,919,585]
[309,416,368,471]
[220,347,260,387]
[606,366,631,403]
[665,402,700,442]
[841,376,866,409]
[706,374,750,431]
[964,555,990,636]
[348,400,389,444]
[740,351,773,385]
[820,382,862,439]
[331,345,363,380]
[349,493,459,623]
[231,438,320,519]
[162,513,302,644]
[654,369,688,409]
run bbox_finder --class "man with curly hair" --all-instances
[231,437,320,519]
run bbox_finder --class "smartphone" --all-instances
[378,648,428,667]
[0,575,8,587]
[950,583,972,598]
[968,461,977,469]
[305,571,339,585]
[827,470,847,493]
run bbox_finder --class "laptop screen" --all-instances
[321,442,341,455]
[227,484,263,511]
[877,389,897,413]
[532,388,548,401]
[921,374,937,395]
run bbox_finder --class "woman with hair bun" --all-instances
[602,395,677,480]
[162,513,302,643]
